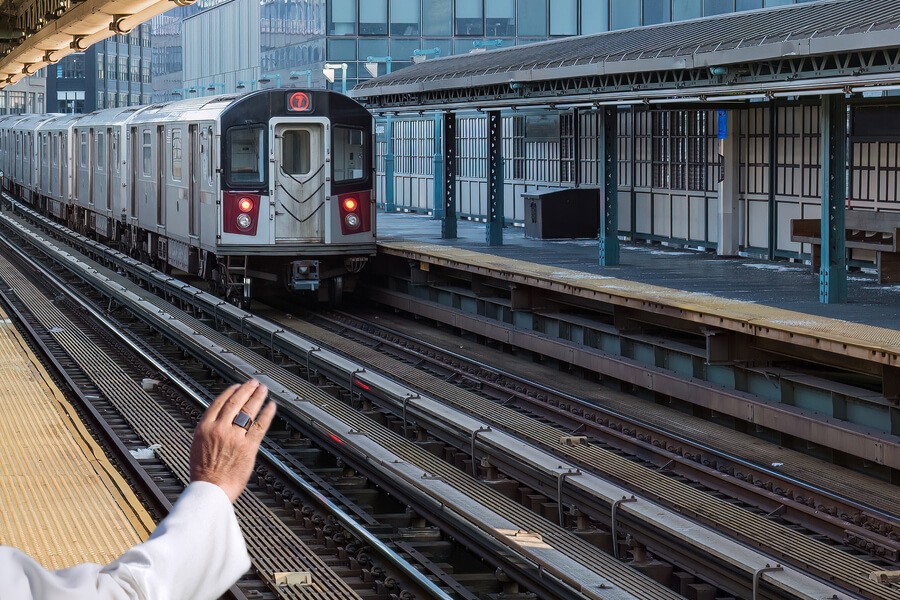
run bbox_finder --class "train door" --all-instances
[189,124,199,236]
[107,128,113,211]
[273,122,324,241]
[88,128,95,206]
[156,125,165,225]
[129,127,138,219]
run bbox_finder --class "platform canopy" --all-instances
[352,0,900,111]
[0,0,193,88]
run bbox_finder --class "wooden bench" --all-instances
[790,210,900,284]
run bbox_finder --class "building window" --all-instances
[705,0,734,15]
[518,0,547,36]
[97,53,105,79]
[118,56,128,80]
[423,0,452,35]
[130,94,139,106]
[611,0,641,29]
[390,0,420,35]
[486,0,515,36]
[107,56,116,80]
[8,92,25,114]
[142,130,152,176]
[36,93,43,113]
[171,128,182,180]
[455,0,483,35]
[98,93,105,109]
[673,0,702,20]
[58,53,85,79]
[141,60,151,83]
[581,0,609,33]
[328,0,356,35]
[119,92,127,107]
[360,0,387,35]
[643,0,672,24]
[550,0,577,35]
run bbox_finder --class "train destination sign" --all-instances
[287,91,312,112]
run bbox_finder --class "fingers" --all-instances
[201,383,241,423]
[241,383,269,422]
[216,379,261,424]
[247,400,277,443]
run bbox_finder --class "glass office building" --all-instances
[46,25,152,113]
[152,0,817,99]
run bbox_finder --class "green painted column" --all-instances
[432,111,444,221]
[384,115,395,212]
[819,94,848,304]
[486,110,504,246]
[442,111,457,239]
[599,106,619,266]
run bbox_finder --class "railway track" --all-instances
[308,307,900,562]
[0,197,890,600]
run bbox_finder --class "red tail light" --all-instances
[337,190,371,235]
[223,192,260,235]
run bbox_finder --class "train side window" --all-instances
[282,130,311,175]
[226,125,265,187]
[79,131,87,168]
[332,126,366,182]
[172,128,183,181]
[206,126,215,186]
[141,130,151,176]
[112,132,119,173]
[97,131,105,172]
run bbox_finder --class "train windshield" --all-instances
[226,125,266,187]
[332,126,366,183]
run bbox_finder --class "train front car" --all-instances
[219,89,375,304]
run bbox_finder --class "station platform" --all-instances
[0,307,153,568]
[377,212,900,331]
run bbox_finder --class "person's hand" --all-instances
[189,379,277,502]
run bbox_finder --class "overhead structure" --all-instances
[0,0,193,88]
[352,0,900,110]
[352,0,900,305]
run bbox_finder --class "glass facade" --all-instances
[153,0,814,96]
[47,25,151,112]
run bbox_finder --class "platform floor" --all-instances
[377,212,900,330]
[0,308,153,568]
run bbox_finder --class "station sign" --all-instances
[287,91,312,113]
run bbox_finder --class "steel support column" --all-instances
[432,111,445,221]
[768,103,778,261]
[442,111,457,239]
[819,95,848,304]
[599,106,619,266]
[384,115,395,212]
[486,110,504,246]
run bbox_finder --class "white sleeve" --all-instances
[0,481,251,600]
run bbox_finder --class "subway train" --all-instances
[0,89,376,305]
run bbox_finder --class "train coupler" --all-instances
[289,260,320,291]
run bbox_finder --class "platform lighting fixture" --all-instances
[472,39,503,50]
[412,48,441,63]
[323,62,348,94]
[706,93,770,102]
[594,99,646,106]
[206,82,225,94]
[289,70,312,87]
[236,80,256,91]
[850,84,900,94]
[647,96,703,104]
[771,88,844,98]
[258,73,282,88]
[365,56,392,78]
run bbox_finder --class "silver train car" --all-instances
[0,89,376,304]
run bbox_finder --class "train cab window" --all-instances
[142,130,151,176]
[226,125,265,187]
[282,130,311,175]
[332,126,366,182]
[171,128,182,180]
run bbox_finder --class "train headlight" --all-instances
[344,213,361,229]
[236,213,253,230]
